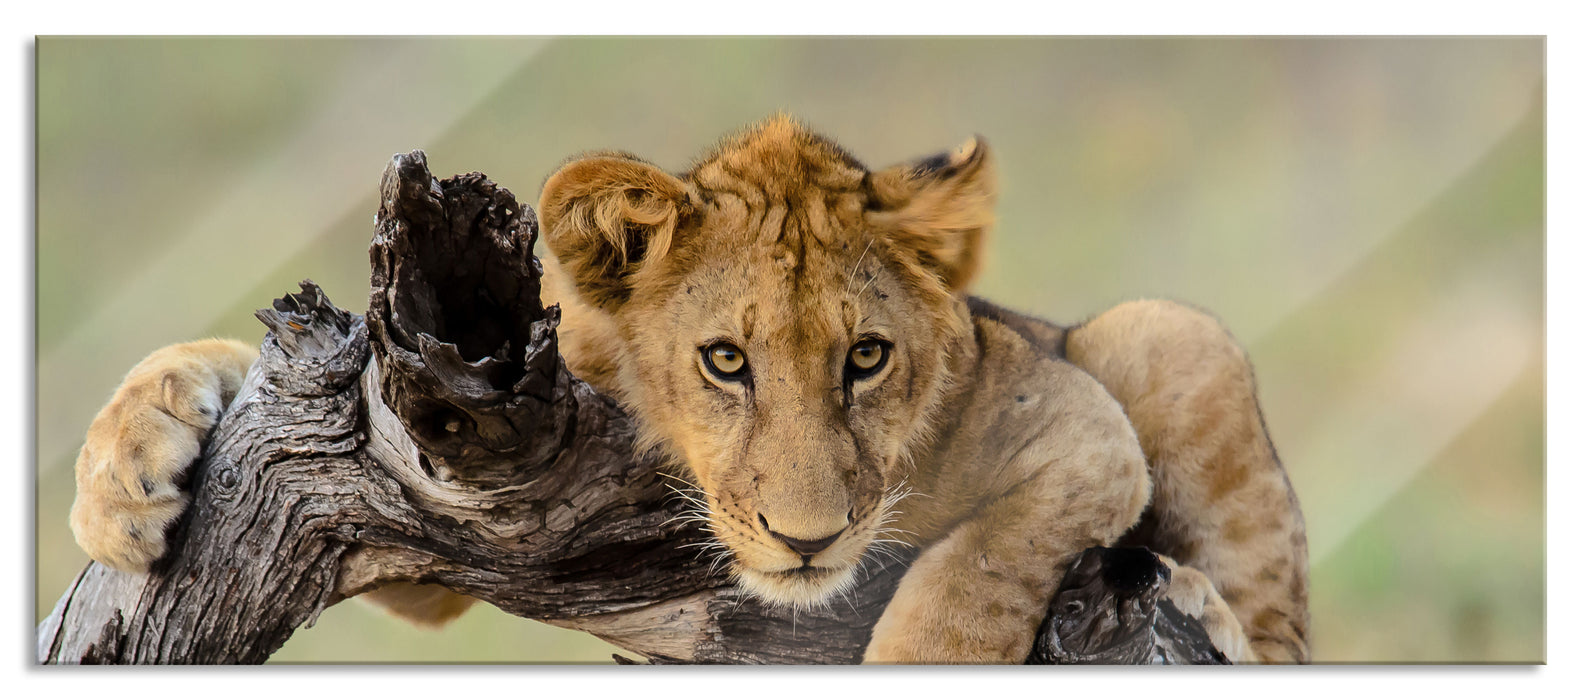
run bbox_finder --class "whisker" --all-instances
[876,549,908,567]
[816,595,836,615]
[845,239,875,294]
[864,541,908,569]
[662,510,716,526]
[666,488,705,503]
[870,538,915,549]
[839,588,859,616]
[854,269,880,299]
[706,550,734,579]
[657,471,697,487]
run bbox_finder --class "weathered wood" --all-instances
[1029,547,1228,664]
[37,151,1221,665]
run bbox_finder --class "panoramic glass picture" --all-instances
[35,36,1543,664]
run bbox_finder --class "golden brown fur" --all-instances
[1068,299,1310,662]
[69,116,1309,663]
[69,338,256,572]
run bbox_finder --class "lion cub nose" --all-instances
[758,513,847,559]
[773,530,844,557]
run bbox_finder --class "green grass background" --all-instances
[35,37,1544,663]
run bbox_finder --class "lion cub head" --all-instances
[538,116,996,607]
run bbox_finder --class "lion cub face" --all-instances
[539,116,995,606]
[620,233,931,605]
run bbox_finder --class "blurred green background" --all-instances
[34,37,1544,663]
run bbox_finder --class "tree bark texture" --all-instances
[37,151,1222,665]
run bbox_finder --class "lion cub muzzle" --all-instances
[727,454,884,607]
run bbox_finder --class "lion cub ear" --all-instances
[866,136,996,291]
[538,153,695,311]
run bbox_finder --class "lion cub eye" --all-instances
[846,339,890,379]
[703,343,749,379]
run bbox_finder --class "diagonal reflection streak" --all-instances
[1287,264,1537,564]
[38,39,552,475]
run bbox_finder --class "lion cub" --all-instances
[70,117,1309,663]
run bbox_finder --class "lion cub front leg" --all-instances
[865,419,1151,663]
[70,338,258,572]
[864,503,1069,663]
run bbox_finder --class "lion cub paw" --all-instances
[69,339,256,573]
[1158,555,1255,663]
